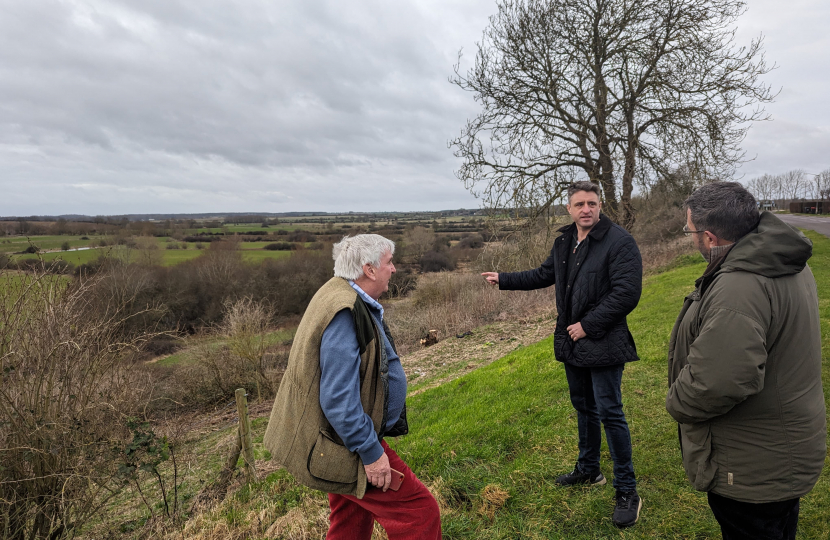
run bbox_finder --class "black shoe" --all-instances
[613,490,642,528]
[555,465,607,486]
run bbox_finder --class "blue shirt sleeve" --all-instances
[319,308,384,464]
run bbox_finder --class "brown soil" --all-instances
[401,312,555,396]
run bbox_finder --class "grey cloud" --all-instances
[1,0,827,214]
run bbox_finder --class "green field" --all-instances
[16,247,104,266]
[0,235,98,253]
[8,239,296,267]
[240,250,293,263]
[157,249,205,266]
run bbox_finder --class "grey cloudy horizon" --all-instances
[1,0,828,216]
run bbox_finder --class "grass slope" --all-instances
[110,232,830,539]
[386,232,830,539]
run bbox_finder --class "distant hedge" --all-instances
[183,235,221,242]
[264,242,296,251]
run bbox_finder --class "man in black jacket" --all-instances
[482,181,643,528]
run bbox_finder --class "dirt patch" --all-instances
[401,313,555,396]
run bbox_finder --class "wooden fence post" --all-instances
[235,388,257,483]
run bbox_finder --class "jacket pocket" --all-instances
[571,334,609,366]
[681,422,717,491]
[307,430,360,484]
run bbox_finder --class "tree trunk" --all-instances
[619,139,637,231]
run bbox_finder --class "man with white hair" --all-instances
[263,234,440,539]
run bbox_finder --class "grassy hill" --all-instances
[121,231,830,539]
[389,230,830,539]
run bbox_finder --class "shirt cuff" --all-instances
[358,437,384,465]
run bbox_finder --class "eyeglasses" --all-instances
[683,225,704,237]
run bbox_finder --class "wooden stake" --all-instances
[235,388,257,483]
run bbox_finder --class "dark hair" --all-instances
[567,181,601,202]
[685,181,759,242]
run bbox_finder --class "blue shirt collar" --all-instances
[348,281,384,320]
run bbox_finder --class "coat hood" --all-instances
[720,211,812,278]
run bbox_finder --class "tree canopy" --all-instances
[451,0,774,230]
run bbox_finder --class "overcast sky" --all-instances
[0,0,827,216]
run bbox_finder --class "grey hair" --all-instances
[567,181,601,202]
[333,234,395,280]
[685,181,759,242]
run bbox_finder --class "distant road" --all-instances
[777,213,830,239]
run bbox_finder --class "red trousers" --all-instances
[327,440,441,539]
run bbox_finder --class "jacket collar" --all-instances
[557,213,613,241]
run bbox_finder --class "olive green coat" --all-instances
[667,212,826,503]
[262,277,405,498]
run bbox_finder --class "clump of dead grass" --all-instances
[638,236,698,274]
[478,484,510,520]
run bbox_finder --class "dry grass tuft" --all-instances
[176,492,399,540]
[426,476,451,516]
[262,501,329,540]
[638,236,697,274]
[478,484,510,520]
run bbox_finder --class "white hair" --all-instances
[333,234,395,280]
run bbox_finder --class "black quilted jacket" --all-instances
[499,214,642,367]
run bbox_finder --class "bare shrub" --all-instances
[383,266,418,299]
[631,169,697,244]
[475,228,557,273]
[222,297,278,401]
[419,251,456,273]
[160,312,292,409]
[401,226,436,263]
[456,234,484,249]
[448,246,482,264]
[0,272,161,539]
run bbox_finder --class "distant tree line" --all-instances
[746,168,830,203]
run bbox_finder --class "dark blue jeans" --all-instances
[563,363,636,492]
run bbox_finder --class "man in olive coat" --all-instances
[667,182,826,540]
[483,181,643,528]
[263,234,440,539]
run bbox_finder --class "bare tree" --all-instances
[402,226,437,264]
[451,0,775,230]
[779,169,806,201]
[818,169,830,201]
[805,169,830,200]
[747,173,778,202]
[134,236,163,267]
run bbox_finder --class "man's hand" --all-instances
[364,452,391,491]
[567,322,586,341]
[481,272,499,285]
